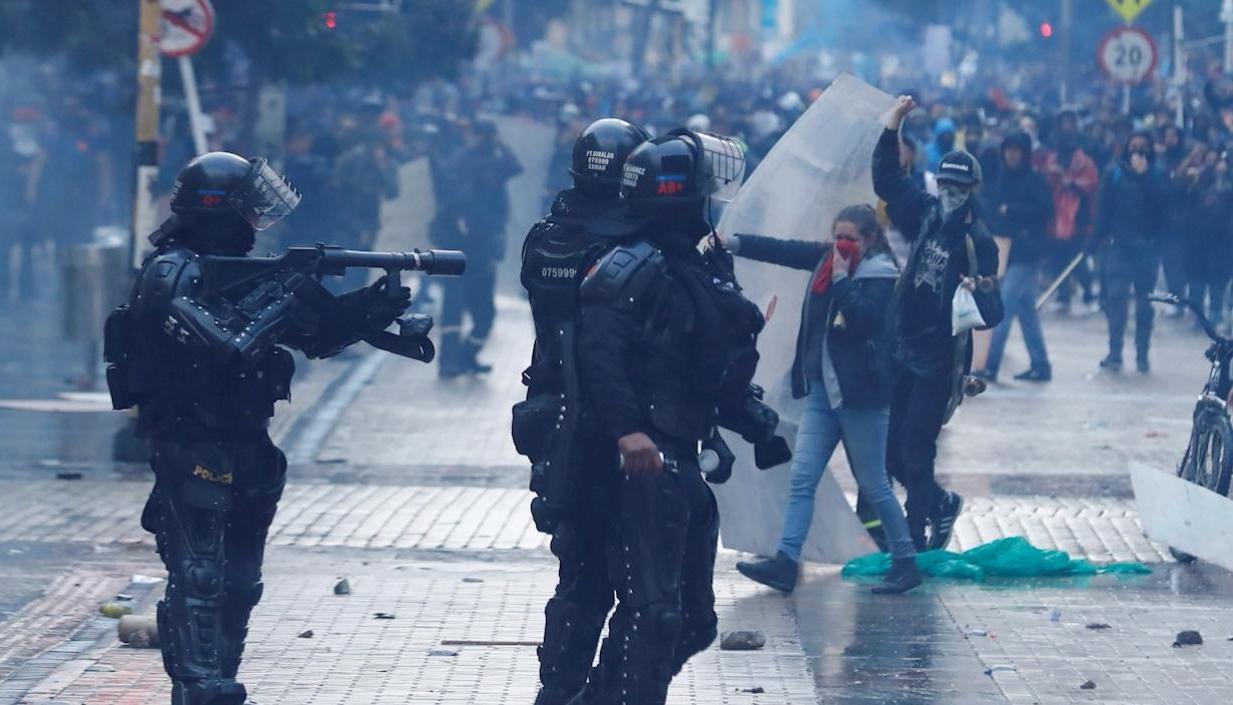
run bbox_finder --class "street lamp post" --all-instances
[1223,0,1233,73]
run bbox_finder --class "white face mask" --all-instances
[938,183,970,216]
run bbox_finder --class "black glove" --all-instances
[340,275,412,332]
[754,435,792,470]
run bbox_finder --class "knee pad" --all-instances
[185,559,224,599]
[637,603,683,648]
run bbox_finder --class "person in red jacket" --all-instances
[1039,110,1100,315]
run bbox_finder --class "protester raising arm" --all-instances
[874,96,932,241]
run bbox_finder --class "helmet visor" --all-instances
[229,159,302,230]
[694,132,746,203]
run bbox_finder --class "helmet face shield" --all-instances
[693,131,746,204]
[228,159,302,230]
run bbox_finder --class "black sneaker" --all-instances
[1099,355,1123,372]
[871,556,923,594]
[736,551,799,594]
[1013,367,1052,382]
[929,491,964,551]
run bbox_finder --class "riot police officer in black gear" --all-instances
[105,152,410,705]
[572,130,782,705]
[516,117,650,705]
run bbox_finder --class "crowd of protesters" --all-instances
[6,39,1233,375]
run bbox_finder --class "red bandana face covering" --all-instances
[811,239,862,295]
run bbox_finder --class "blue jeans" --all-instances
[986,263,1050,377]
[777,388,916,560]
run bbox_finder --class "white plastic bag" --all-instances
[952,285,986,335]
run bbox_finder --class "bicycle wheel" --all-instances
[1180,408,1233,496]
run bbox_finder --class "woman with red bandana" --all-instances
[717,205,920,595]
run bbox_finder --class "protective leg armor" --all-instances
[147,438,285,705]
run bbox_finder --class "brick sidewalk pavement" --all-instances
[19,552,817,705]
[0,477,1168,562]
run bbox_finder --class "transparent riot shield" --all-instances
[713,74,897,565]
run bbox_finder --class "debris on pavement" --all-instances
[55,472,83,480]
[298,630,314,638]
[429,648,458,657]
[114,593,134,602]
[1080,680,1097,690]
[131,574,163,585]
[964,628,988,637]
[720,631,766,651]
[737,686,765,694]
[462,576,484,583]
[334,577,351,595]
[1086,623,1112,630]
[1049,608,1062,622]
[374,612,396,620]
[118,616,159,648]
[843,537,1152,582]
[983,664,1016,676]
[1173,630,1203,647]
[100,602,133,619]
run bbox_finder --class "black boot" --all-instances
[1099,354,1122,372]
[736,551,798,594]
[871,557,923,595]
[1137,350,1150,374]
[170,680,248,705]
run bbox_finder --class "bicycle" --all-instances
[1148,293,1233,562]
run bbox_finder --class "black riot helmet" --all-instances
[569,118,651,195]
[619,128,745,217]
[170,152,301,231]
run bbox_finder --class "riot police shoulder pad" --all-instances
[137,246,199,311]
[579,239,666,307]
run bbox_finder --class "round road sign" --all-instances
[1098,26,1157,85]
[160,0,215,58]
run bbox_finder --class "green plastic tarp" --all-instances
[842,536,1153,583]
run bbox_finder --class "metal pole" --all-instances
[630,0,658,77]
[1224,0,1233,73]
[132,0,161,268]
[1174,2,1185,127]
[179,56,208,156]
[1060,0,1073,105]
[1123,83,1131,115]
[706,0,718,70]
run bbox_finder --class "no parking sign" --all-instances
[160,0,215,57]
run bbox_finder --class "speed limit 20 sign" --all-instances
[1099,26,1157,85]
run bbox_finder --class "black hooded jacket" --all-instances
[1094,135,1169,252]
[983,131,1054,266]
[873,128,1004,378]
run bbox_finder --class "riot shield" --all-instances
[714,74,897,564]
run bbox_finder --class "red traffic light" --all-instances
[325,10,337,29]
[1040,22,1054,39]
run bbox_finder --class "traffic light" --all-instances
[325,10,338,29]
[1040,22,1054,39]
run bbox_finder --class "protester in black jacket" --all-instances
[875,96,1004,552]
[974,130,1055,382]
[1094,131,1168,373]
[721,204,922,595]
